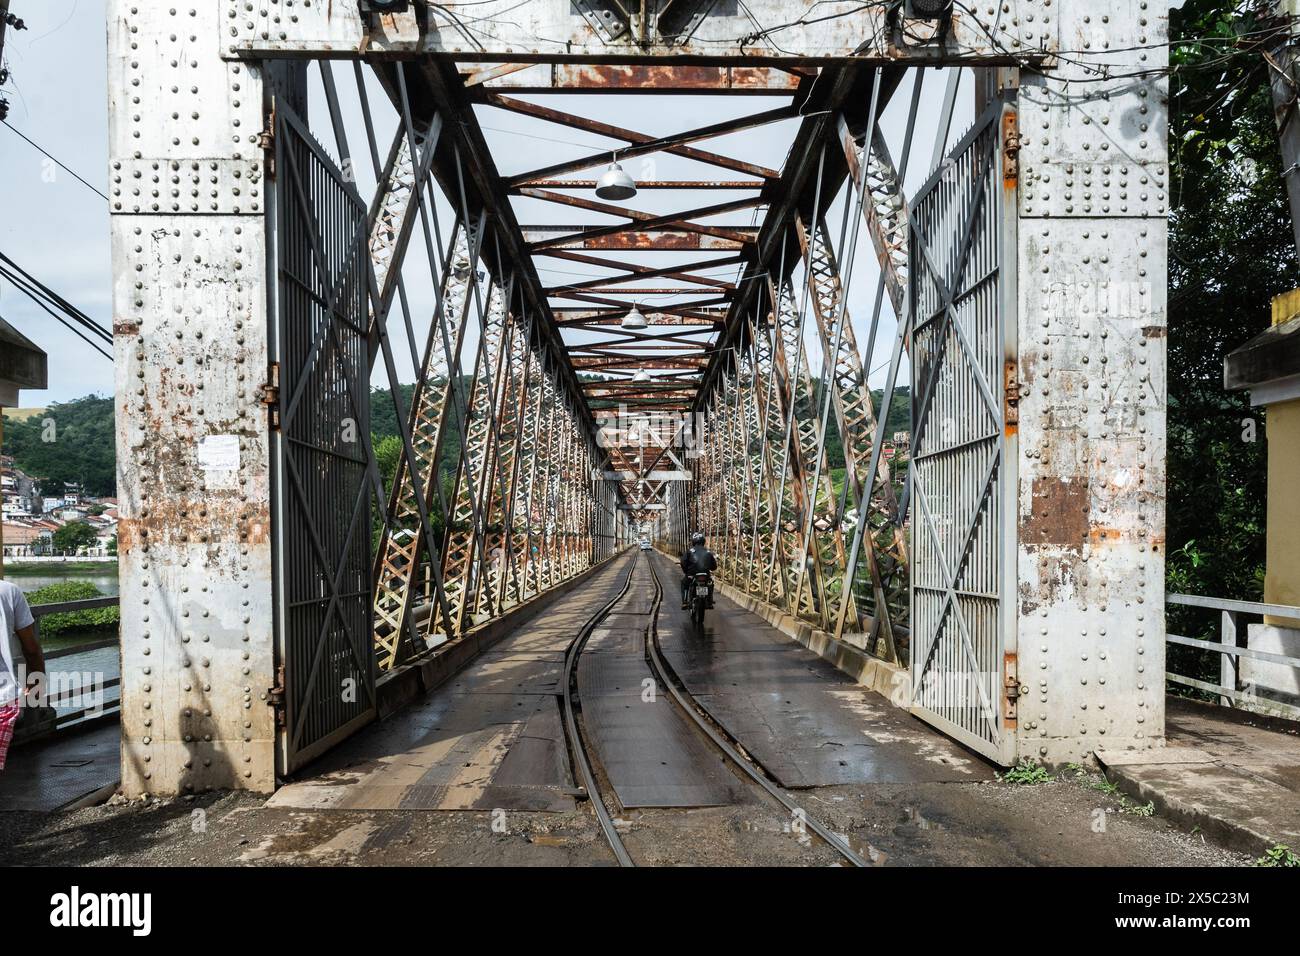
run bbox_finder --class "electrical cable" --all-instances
[1,119,109,201]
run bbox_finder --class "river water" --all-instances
[13,570,120,597]
[9,566,122,723]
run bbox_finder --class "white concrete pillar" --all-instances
[107,3,277,793]
[1014,2,1169,762]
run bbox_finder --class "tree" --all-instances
[1167,0,1294,589]
[26,581,120,638]
[52,521,99,554]
[1165,1,1297,674]
[0,396,116,497]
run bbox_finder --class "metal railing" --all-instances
[19,596,121,738]
[1167,592,1300,721]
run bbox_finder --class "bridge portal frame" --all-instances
[107,1,1167,794]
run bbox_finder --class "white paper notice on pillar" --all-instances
[198,434,241,491]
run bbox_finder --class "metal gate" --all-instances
[907,100,1017,764]
[271,102,377,773]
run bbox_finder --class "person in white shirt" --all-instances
[0,579,42,770]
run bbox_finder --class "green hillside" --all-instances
[2,396,116,497]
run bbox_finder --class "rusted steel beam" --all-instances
[571,347,711,359]
[589,399,691,410]
[461,62,536,88]
[519,179,763,190]
[539,249,742,290]
[530,197,763,250]
[551,287,729,296]
[551,289,730,312]
[556,316,728,330]
[572,355,708,370]
[462,63,805,94]
[585,387,698,399]
[496,95,793,184]
[518,186,762,246]
[521,227,753,250]
[491,99,776,182]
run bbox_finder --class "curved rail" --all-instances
[560,555,637,867]
[643,555,870,868]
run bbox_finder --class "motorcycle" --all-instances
[689,571,714,627]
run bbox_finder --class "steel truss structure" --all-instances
[108,2,1169,792]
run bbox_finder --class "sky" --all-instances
[0,0,972,408]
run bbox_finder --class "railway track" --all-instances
[560,551,868,868]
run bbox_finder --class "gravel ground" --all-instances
[0,766,1251,867]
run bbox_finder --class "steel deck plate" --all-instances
[0,723,120,812]
[649,554,993,787]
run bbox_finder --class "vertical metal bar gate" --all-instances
[907,101,1017,764]
[271,102,378,774]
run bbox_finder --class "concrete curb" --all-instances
[1096,749,1294,856]
[712,576,908,705]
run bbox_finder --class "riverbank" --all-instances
[4,559,118,575]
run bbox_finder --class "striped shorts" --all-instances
[0,702,20,770]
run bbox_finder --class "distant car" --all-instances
[638,539,652,551]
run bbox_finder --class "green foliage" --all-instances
[373,434,403,496]
[367,382,417,444]
[1,396,116,497]
[998,759,1052,786]
[1120,799,1156,817]
[52,521,100,554]
[1168,1,1287,586]
[1255,843,1300,867]
[1165,0,1291,686]
[25,580,120,638]
[818,387,911,470]
[1091,777,1121,797]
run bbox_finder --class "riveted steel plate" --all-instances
[1020,161,1168,219]
[220,0,1057,61]
[110,157,266,216]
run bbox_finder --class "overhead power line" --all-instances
[1,119,110,201]
[0,250,113,361]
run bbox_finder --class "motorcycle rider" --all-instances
[680,531,718,609]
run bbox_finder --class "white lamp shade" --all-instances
[596,161,637,201]
[633,369,651,382]
[621,304,647,329]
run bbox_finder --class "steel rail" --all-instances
[560,555,638,868]
[641,555,870,868]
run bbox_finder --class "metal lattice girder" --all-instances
[745,296,792,606]
[509,345,544,598]
[364,120,440,353]
[717,375,745,586]
[795,214,908,653]
[836,119,910,320]
[770,275,852,632]
[522,369,556,596]
[736,333,767,594]
[441,274,514,632]
[372,221,480,671]
[485,312,535,611]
